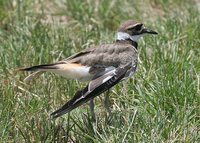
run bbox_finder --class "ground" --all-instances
[0,0,200,142]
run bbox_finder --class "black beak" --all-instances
[143,28,158,35]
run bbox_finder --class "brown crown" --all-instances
[118,20,141,32]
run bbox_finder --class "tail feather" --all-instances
[16,63,58,72]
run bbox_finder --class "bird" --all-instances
[17,20,158,119]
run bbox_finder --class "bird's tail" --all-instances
[16,63,59,82]
[16,63,58,72]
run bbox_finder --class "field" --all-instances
[0,0,200,142]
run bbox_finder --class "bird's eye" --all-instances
[134,24,143,31]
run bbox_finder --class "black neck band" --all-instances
[127,39,138,49]
[117,39,138,49]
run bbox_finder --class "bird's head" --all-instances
[117,20,158,42]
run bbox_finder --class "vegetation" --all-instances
[0,0,199,142]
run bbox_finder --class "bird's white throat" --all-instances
[117,32,144,42]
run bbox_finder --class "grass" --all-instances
[0,0,200,142]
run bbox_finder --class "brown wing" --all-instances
[59,47,95,63]
[58,42,137,70]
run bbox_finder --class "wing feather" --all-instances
[51,63,132,118]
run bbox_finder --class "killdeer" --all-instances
[17,20,157,119]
